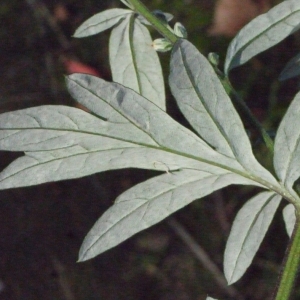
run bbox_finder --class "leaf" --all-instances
[279,52,300,81]
[206,297,218,300]
[224,191,281,284]
[73,8,132,38]
[274,91,300,192]
[78,169,257,261]
[225,0,300,74]
[109,14,165,109]
[66,74,244,171]
[283,204,296,237]
[169,39,277,185]
[0,105,235,189]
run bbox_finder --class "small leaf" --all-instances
[206,297,218,300]
[109,15,166,109]
[279,52,300,81]
[283,204,296,238]
[174,22,187,38]
[169,39,278,185]
[73,8,132,38]
[225,0,300,74]
[79,169,257,261]
[274,91,300,192]
[152,38,173,52]
[224,191,281,284]
[120,0,134,10]
[137,11,173,26]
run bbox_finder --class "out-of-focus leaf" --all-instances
[279,52,300,81]
[169,39,277,185]
[225,0,300,74]
[224,191,281,284]
[206,297,218,300]
[283,204,296,238]
[73,8,132,38]
[274,91,300,193]
[78,170,257,261]
[109,15,165,109]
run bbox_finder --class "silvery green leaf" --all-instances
[66,74,245,170]
[0,104,239,189]
[225,0,300,74]
[283,204,296,237]
[206,297,218,300]
[224,191,281,285]
[78,169,257,261]
[152,38,173,52]
[274,91,300,192]
[279,52,300,81]
[73,9,132,38]
[174,22,187,38]
[169,39,278,185]
[120,0,134,10]
[109,15,165,110]
[208,52,220,67]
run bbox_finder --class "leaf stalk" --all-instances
[127,0,178,43]
[273,208,300,300]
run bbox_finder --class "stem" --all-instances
[273,208,300,300]
[221,74,274,155]
[128,0,178,44]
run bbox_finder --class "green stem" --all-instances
[128,0,178,44]
[273,208,300,300]
[222,75,274,155]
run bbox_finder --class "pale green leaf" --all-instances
[109,14,165,109]
[224,191,281,284]
[283,204,296,237]
[73,9,132,38]
[279,52,300,81]
[169,39,277,185]
[274,91,300,191]
[78,169,257,261]
[206,297,218,300]
[225,0,300,74]
[66,74,244,171]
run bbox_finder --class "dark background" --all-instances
[0,0,300,299]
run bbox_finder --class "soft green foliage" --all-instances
[2,0,300,298]
[279,53,300,81]
[225,0,300,74]
[224,191,281,284]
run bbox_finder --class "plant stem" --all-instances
[273,209,300,300]
[128,0,178,43]
[218,72,274,155]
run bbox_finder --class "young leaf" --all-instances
[109,14,165,109]
[283,204,296,238]
[169,39,277,185]
[206,297,218,300]
[274,91,300,192]
[279,52,300,81]
[225,0,300,74]
[224,191,281,285]
[79,169,258,261]
[73,9,132,38]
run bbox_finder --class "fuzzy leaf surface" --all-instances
[169,39,277,185]
[73,8,132,38]
[79,169,257,261]
[225,0,300,74]
[224,191,281,284]
[110,14,165,109]
[279,52,300,81]
[274,91,300,191]
[283,204,296,237]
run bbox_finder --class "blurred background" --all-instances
[1,0,300,299]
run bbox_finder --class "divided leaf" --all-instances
[274,91,300,192]
[283,204,296,237]
[279,52,300,81]
[169,39,277,185]
[224,191,281,284]
[110,14,165,109]
[73,8,132,38]
[79,169,257,261]
[225,0,300,74]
